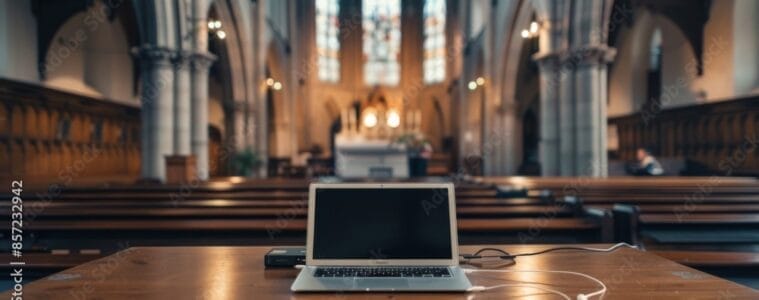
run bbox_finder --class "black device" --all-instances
[265,247,306,268]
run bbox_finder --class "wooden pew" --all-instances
[0,178,612,281]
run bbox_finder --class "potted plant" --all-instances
[395,133,433,177]
[233,148,261,177]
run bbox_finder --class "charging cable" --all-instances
[465,269,605,300]
[467,283,571,299]
[463,243,637,299]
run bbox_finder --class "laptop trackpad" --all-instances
[354,279,410,290]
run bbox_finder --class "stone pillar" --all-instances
[571,46,615,176]
[172,51,192,155]
[190,52,216,180]
[252,0,269,177]
[534,53,562,176]
[135,46,175,182]
[558,57,576,176]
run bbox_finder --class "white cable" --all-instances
[508,242,638,258]
[464,269,607,300]
[468,283,571,299]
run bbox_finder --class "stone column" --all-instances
[190,52,216,180]
[534,53,562,176]
[134,46,175,182]
[172,51,192,155]
[570,46,615,176]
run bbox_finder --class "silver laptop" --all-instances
[291,183,472,292]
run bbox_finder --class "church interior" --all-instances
[1,0,759,298]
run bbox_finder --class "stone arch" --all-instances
[43,1,139,103]
[609,10,698,116]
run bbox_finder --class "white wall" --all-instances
[732,0,759,95]
[0,0,39,82]
[43,3,136,104]
[609,2,759,117]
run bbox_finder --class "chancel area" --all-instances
[1,0,759,298]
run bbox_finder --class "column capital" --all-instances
[190,52,217,71]
[132,46,174,67]
[172,50,193,69]
[532,51,563,69]
[533,45,617,70]
[560,45,617,68]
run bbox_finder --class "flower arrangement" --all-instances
[395,133,433,159]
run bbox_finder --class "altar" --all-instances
[334,136,408,178]
[333,91,426,179]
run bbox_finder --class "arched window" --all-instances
[362,0,401,86]
[316,0,341,82]
[423,0,446,84]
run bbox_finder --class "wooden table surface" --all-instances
[7,245,757,299]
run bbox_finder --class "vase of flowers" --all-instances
[395,133,432,177]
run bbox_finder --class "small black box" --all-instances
[264,247,306,268]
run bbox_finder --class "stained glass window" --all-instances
[362,0,401,86]
[316,0,340,82]
[423,0,446,84]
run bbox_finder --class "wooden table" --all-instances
[7,245,757,299]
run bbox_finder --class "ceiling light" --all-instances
[521,29,529,39]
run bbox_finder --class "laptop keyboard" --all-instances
[313,267,451,278]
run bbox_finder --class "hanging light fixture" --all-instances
[207,19,226,40]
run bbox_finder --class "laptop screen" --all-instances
[313,187,452,260]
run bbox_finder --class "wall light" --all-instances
[208,20,223,30]
[467,81,478,90]
[273,81,283,90]
[521,21,541,39]
[529,21,539,34]
[216,30,227,40]
[266,78,275,86]
[475,77,485,86]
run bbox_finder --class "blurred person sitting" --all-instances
[626,147,664,176]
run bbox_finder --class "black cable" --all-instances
[460,243,637,268]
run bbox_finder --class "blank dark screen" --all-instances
[313,188,452,259]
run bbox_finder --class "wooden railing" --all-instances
[609,95,759,176]
[0,78,141,183]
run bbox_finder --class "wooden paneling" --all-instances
[610,96,759,175]
[0,78,141,183]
